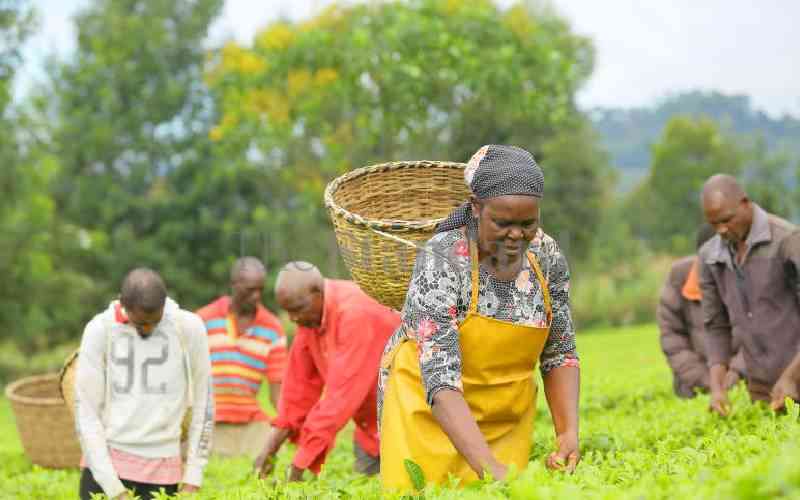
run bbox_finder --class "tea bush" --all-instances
[2,325,799,499]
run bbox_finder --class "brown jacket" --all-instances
[699,204,800,400]
[658,256,745,398]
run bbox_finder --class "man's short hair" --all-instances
[275,261,323,296]
[230,256,266,282]
[120,268,167,313]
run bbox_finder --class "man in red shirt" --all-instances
[254,261,400,481]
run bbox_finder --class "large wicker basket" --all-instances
[324,160,469,310]
[5,373,82,468]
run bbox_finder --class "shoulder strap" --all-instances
[172,313,194,407]
[527,250,552,325]
[101,312,114,421]
[468,239,480,315]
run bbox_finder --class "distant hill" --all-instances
[589,90,800,190]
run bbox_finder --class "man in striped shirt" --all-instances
[197,257,288,458]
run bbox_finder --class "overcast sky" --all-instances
[19,0,800,117]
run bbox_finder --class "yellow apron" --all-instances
[380,240,552,491]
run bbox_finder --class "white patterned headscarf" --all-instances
[435,144,544,233]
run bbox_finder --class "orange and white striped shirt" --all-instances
[197,297,287,423]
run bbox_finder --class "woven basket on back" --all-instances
[324,160,469,310]
[59,349,191,442]
[5,373,82,468]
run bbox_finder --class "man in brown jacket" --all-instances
[658,224,746,398]
[699,174,800,415]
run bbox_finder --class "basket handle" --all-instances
[369,228,469,274]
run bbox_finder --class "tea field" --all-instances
[2,324,800,499]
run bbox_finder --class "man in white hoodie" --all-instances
[75,268,213,499]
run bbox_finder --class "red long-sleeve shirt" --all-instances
[272,280,400,474]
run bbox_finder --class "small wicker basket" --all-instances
[5,373,82,469]
[324,160,469,310]
[59,349,78,419]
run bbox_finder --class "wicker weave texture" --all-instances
[324,161,469,310]
[59,349,78,418]
[5,373,82,469]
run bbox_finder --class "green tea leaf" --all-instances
[404,458,426,491]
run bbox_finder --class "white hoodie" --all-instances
[75,298,213,498]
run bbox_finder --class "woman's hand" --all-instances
[546,432,580,473]
[542,365,580,473]
[487,460,508,480]
[431,389,502,480]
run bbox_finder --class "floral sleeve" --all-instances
[537,235,579,374]
[403,233,469,405]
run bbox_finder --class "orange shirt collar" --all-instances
[681,257,703,302]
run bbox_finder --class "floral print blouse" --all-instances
[377,226,579,418]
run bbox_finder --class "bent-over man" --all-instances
[699,175,800,415]
[254,262,400,481]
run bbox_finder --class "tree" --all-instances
[0,0,34,111]
[43,0,224,311]
[741,137,797,220]
[0,0,36,197]
[538,118,614,262]
[0,0,40,346]
[0,1,95,351]
[591,90,800,179]
[205,0,602,275]
[626,116,745,254]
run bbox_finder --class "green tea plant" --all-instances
[2,325,799,499]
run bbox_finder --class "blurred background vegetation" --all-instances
[2,0,799,380]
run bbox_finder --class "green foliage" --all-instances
[0,153,97,351]
[0,0,613,349]
[0,1,96,351]
[741,137,799,220]
[404,458,426,491]
[0,0,36,110]
[625,116,745,254]
[539,119,615,261]
[572,256,672,329]
[3,325,800,499]
[620,114,800,257]
[3,1,797,356]
[0,340,78,385]
[33,0,226,323]
[206,0,603,274]
[0,0,232,351]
